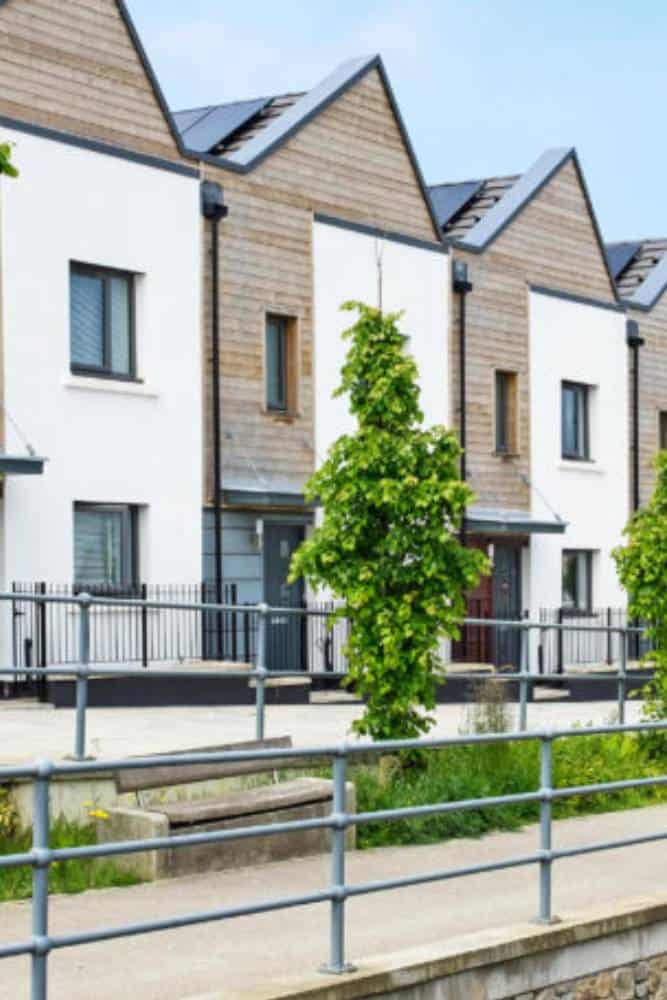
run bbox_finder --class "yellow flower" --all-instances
[88,808,110,821]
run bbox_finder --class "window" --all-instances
[561,381,590,460]
[265,314,297,414]
[74,503,137,592]
[660,411,667,451]
[562,550,592,612]
[70,264,134,378]
[495,371,518,454]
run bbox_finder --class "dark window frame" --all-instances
[659,410,667,451]
[73,502,139,595]
[561,548,593,614]
[70,262,137,381]
[561,381,590,461]
[495,370,517,454]
[265,313,289,413]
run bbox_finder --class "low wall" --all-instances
[211,896,667,1000]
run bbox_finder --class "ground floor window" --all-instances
[561,549,593,612]
[74,503,137,591]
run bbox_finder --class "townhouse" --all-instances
[0,1,203,664]
[173,56,451,664]
[429,150,629,667]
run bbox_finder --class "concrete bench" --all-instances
[96,737,355,880]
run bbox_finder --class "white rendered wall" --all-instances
[0,130,202,614]
[311,219,450,666]
[312,220,450,463]
[529,291,628,615]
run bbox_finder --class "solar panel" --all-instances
[605,242,641,280]
[175,98,270,154]
[429,181,482,229]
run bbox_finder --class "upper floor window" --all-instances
[562,549,593,613]
[74,503,137,593]
[495,370,518,454]
[561,381,590,460]
[70,263,134,379]
[265,314,297,414]
[660,411,667,451]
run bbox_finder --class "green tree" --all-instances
[613,451,667,722]
[289,302,489,740]
[0,143,18,178]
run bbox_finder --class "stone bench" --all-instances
[96,737,355,880]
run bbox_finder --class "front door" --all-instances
[263,523,305,671]
[492,544,522,668]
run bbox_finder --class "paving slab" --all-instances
[0,804,665,1000]
[0,700,641,765]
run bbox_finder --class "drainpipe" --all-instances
[453,259,473,541]
[626,318,644,512]
[201,181,229,640]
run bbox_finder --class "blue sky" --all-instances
[127,0,667,242]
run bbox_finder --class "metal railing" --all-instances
[0,591,651,760]
[0,721,666,999]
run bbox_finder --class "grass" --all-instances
[350,730,667,850]
[0,818,141,902]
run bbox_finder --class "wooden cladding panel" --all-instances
[0,0,181,160]
[630,296,667,507]
[454,158,617,513]
[201,68,440,502]
[253,68,436,242]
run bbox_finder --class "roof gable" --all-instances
[431,147,618,301]
[0,0,187,164]
[176,54,441,239]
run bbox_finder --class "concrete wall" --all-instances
[312,219,450,464]
[252,898,667,1000]
[529,290,628,615]
[0,128,202,661]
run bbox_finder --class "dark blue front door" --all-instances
[264,523,305,670]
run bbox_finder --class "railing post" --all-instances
[37,582,48,704]
[74,594,91,760]
[255,603,268,742]
[321,745,354,975]
[557,607,564,674]
[140,583,148,668]
[618,627,628,725]
[32,761,51,1000]
[538,736,554,924]
[518,624,529,732]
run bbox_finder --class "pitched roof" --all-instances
[430,147,618,299]
[429,176,519,242]
[173,54,441,237]
[430,148,576,250]
[173,95,303,156]
[606,239,667,310]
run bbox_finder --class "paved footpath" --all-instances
[1,804,665,1000]
[0,698,641,763]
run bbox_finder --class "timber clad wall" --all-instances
[452,158,618,512]
[0,0,182,161]
[630,297,667,506]
[202,67,438,502]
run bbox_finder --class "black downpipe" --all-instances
[201,181,228,654]
[626,319,644,513]
[453,260,473,540]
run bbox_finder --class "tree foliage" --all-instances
[613,451,667,722]
[0,143,18,178]
[289,302,489,740]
